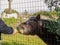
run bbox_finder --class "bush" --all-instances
[40,11,50,16]
[33,11,58,21]
[55,7,60,16]
[55,7,60,12]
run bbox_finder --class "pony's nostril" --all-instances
[16,26,19,30]
[16,26,21,33]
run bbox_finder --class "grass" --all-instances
[2,33,46,45]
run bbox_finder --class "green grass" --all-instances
[2,33,46,45]
[3,18,18,26]
[3,18,19,29]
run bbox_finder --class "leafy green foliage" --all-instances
[44,0,58,11]
[40,11,50,16]
[55,7,60,12]
[42,19,58,33]
[42,19,60,41]
[55,7,60,16]
[33,11,58,21]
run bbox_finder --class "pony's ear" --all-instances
[36,14,40,20]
